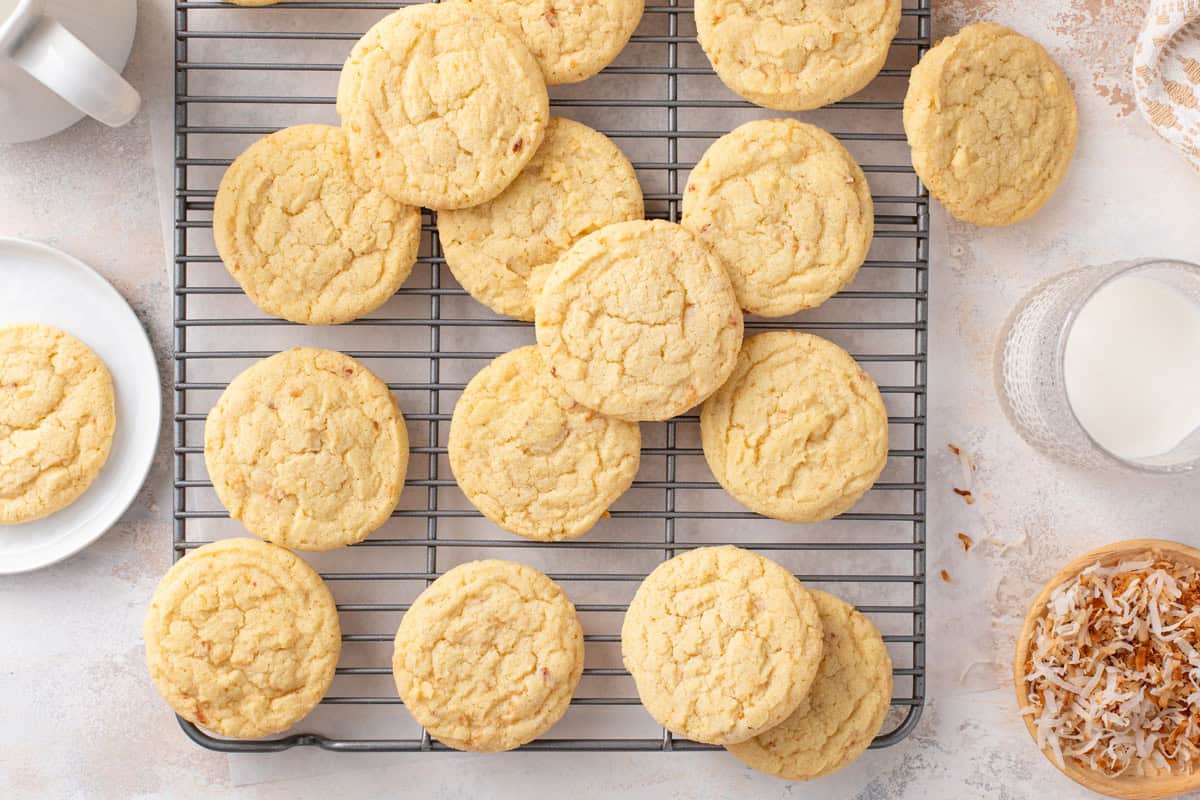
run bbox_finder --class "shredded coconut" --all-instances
[1024,554,1200,777]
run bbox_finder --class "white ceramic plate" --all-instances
[0,237,160,574]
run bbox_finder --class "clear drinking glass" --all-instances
[996,258,1200,473]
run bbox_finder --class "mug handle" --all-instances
[8,15,140,128]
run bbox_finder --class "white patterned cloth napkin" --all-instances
[1134,0,1200,171]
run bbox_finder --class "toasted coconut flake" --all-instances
[1025,554,1200,777]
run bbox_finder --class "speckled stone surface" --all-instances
[3,1,1200,797]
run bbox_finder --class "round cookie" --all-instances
[439,117,643,321]
[701,332,888,522]
[454,0,643,85]
[336,4,549,210]
[682,119,874,317]
[621,545,824,745]
[0,323,115,524]
[903,22,1078,226]
[204,348,408,551]
[393,560,584,751]
[144,537,341,739]
[695,0,901,110]
[213,125,421,326]
[535,219,744,422]
[449,346,640,541]
[727,590,893,780]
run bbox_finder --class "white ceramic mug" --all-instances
[0,0,140,143]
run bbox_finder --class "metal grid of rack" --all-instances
[173,0,930,753]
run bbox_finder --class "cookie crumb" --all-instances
[953,487,974,505]
[948,443,961,455]
[957,532,974,551]
[940,568,952,582]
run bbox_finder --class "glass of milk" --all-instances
[997,259,1200,472]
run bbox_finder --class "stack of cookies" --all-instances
[623,545,894,780]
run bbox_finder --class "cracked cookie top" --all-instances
[454,0,643,84]
[449,346,640,541]
[0,323,115,524]
[144,537,341,739]
[336,4,549,210]
[204,347,408,551]
[701,331,888,522]
[534,219,743,422]
[213,124,421,326]
[727,589,892,779]
[393,559,585,751]
[903,22,1077,226]
[682,118,873,317]
[439,117,644,321]
[621,545,824,745]
[695,0,901,110]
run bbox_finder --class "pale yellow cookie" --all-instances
[682,119,873,317]
[449,346,640,541]
[204,348,408,551]
[727,589,893,780]
[439,117,643,320]
[144,537,341,738]
[454,0,643,84]
[621,545,823,745]
[393,560,584,751]
[0,323,115,524]
[695,0,901,110]
[701,332,888,522]
[336,4,549,210]
[535,220,743,422]
[903,22,1078,226]
[213,124,421,326]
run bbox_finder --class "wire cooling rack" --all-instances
[173,0,930,753]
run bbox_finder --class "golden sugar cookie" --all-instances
[449,346,640,541]
[393,560,584,751]
[336,4,549,210]
[204,348,408,551]
[535,219,743,422]
[695,0,901,110]
[0,323,115,524]
[682,118,874,317]
[904,22,1078,226]
[144,537,341,738]
[701,332,888,522]
[439,117,643,320]
[213,124,421,325]
[213,125,420,326]
[727,589,893,780]
[455,0,643,84]
[621,545,824,745]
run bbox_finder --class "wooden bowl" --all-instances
[1014,539,1200,800]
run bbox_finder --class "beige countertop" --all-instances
[3,0,1200,797]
